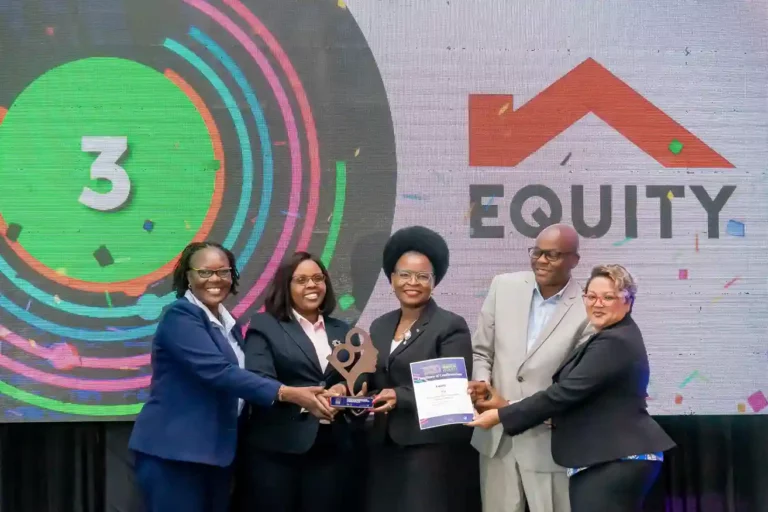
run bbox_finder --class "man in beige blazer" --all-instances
[469,224,593,512]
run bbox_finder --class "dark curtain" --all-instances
[0,416,765,512]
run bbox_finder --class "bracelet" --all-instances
[277,385,286,402]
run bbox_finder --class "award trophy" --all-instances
[326,327,379,409]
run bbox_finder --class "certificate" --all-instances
[410,357,474,430]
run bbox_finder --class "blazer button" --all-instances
[517,376,524,382]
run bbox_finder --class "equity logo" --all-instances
[468,58,733,168]
[466,58,736,239]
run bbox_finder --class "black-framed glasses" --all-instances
[528,247,573,262]
[190,267,232,279]
[394,269,434,285]
[292,274,326,286]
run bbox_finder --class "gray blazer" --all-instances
[470,271,594,472]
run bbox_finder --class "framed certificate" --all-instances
[410,357,475,430]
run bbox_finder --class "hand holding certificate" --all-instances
[410,357,475,429]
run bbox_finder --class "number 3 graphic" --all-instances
[79,136,131,211]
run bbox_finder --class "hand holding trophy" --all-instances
[325,327,379,411]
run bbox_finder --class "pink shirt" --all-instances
[293,310,331,372]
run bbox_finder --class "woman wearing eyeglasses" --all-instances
[129,242,332,512]
[234,251,354,512]
[357,226,481,512]
[469,264,676,512]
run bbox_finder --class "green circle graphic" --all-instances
[0,57,215,282]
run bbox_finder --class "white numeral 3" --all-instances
[79,136,131,211]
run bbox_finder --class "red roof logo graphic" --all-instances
[468,58,733,168]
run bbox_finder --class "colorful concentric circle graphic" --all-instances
[0,0,397,420]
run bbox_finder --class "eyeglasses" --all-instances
[395,269,434,285]
[582,294,619,306]
[528,247,573,262]
[292,274,326,286]
[190,268,232,279]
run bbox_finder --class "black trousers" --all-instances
[234,425,342,512]
[569,459,661,512]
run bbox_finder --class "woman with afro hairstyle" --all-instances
[356,226,481,512]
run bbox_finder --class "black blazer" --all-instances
[240,312,351,455]
[499,314,675,468]
[363,299,474,447]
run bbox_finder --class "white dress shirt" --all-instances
[293,309,330,372]
[185,290,246,415]
[526,280,570,353]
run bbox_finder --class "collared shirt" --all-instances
[526,281,570,353]
[184,290,245,415]
[293,309,330,372]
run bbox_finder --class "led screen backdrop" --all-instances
[0,0,765,420]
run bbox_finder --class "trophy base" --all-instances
[329,396,374,409]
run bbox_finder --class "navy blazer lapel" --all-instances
[324,318,346,378]
[389,299,437,362]
[281,319,323,374]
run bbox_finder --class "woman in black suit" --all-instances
[469,264,676,512]
[235,252,351,512]
[358,226,481,512]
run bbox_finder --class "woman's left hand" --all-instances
[372,388,397,414]
[321,383,347,419]
[466,409,501,429]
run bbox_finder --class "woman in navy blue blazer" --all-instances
[235,251,354,512]
[129,242,335,512]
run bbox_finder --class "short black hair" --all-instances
[382,226,450,285]
[172,242,240,298]
[264,251,337,322]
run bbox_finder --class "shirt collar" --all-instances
[533,279,571,303]
[184,290,237,333]
[292,309,325,330]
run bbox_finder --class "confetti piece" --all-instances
[338,294,356,311]
[106,327,123,332]
[45,26,55,36]
[669,139,683,154]
[184,220,191,230]
[678,269,688,280]
[737,403,746,413]
[747,391,768,412]
[726,219,745,237]
[105,291,112,308]
[402,194,425,200]
[678,370,699,389]
[483,195,495,211]
[29,339,37,348]
[280,210,302,218]
[56,268,67,276]
[143,220,154,233]
[666,190,674,200]
[274,141,286,146]
[337,0,346,8]
[560,152,572,166]
[0,327,10,338]
[711,296,723,303]
[6,223,22,242]
[53,295,61,304]
[93,245,114,267]
[674,394,683,404]
[498,102,510,115]
[115,257,131,264]
[724,277,740,289]
[25,300,31,311]
[695,232,699,252]
[612,237,634,247]
[354,148,360,157]
[464,202,476,221]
